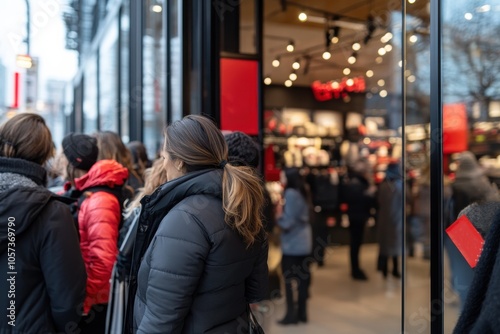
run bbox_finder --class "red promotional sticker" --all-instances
[445,215,484,268]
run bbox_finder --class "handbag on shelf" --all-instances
[248,305,265,334]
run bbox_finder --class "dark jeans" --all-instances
[377,255,400,277]
[281,255,311,320]
[348,216,367,274]
[78,303,108,334]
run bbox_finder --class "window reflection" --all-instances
[83,54,98,133]
[99,18,119,132]
[143,0,165,159]
[121,3,130,142]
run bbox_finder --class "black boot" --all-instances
[392,256,401,278]
[278,279,298,325]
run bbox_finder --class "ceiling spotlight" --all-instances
[378,79,385,86]
[398,60,403,67]
[343,68,351,75]
[385,44,393,52]
[409,35,418,44]
[332,26,340,43]
[348,56,357,64]
[322,51,332,60]
[366,70,374,77]
[352,42,361,51]
[405,69,412,77]
[285,79,293,87]
[379,89,388,98]
[381,32,394,43]
[408,0,416,4]
[286,40,295,52]
[298,12,308,22]
[289,72,298,81]
[378,47,387,56]
[346,78,354,86]
[264,76,272,85]
[331,36,339,44]
[408,75,416,83]
[152,5,162,12]
[292,59,301,70]
[464,12,473,20]
[331,81,340,89]
[272,57,280,67]
[376,56,383,64]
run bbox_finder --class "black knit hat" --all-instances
[224,132,260,168]
[62,133,98,171]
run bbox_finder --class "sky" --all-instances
[0,0,77,107]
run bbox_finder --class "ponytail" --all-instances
[222,163,264,247]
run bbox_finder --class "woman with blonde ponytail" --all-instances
[128,115,268,333]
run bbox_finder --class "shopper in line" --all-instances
[127,141,152,183]
[0,113,86,333]
[376,162,403,279]
[62,133,129,334]
[94,131,144,193]
[276,168,313,325]
[107,158,168,334]
[453,201,500,333]
[129,115,269,333]
[447,151,498,308]
[341,158,376,280]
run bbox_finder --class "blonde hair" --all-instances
[0,113,53,165]
[124,159,168,217]
[164,115,264,247]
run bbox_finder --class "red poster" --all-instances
[220,58,259,135]
[443,103,468,154]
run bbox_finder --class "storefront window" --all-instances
[83,54,98,133]
[99,17,119,132]
[143,0,165,159]
[120,3,130,142]
[169,0,182,122]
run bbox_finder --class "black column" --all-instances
[430,0,444,332]
[129,0,143,141]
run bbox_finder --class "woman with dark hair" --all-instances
[276,168,312,325]
[129,115,268,333]
[126,141,152,182]
[93,131,144,193]
[0,113,86,333]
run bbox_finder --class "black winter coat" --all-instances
[0,157,87,334]
[341,172,376,222]
[132,169,269,334]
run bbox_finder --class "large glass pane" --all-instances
[143,0,165,158]
[83,54,98,133]
[442,0,500,331]
[403,1,432,333]
[261,1,405,332]
[99,18,119,132]
[169,0,183,122]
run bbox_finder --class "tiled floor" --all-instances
[256,244,460,334]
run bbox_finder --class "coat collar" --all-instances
[0,156,47,186]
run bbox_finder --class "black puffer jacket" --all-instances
[132,169,269,334]
[0,157,86,334]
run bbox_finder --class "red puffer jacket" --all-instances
[74,159,129,314]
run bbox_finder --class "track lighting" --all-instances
[348,52,358,64]
[298,11,307,22]
[286,40,295,52]
[322,50,331,60]
[272,56,280,67]
[292,58,301,70]
[264,76,272,85]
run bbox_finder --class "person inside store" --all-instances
[128,115,269,333]
[340,158,377,280]
[376,162,403,279]
[447,150,499,309]
[62,133,129,334]
[0,113,86,333]
[276,168,313,325]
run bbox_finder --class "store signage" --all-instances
[311,77,366,101]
